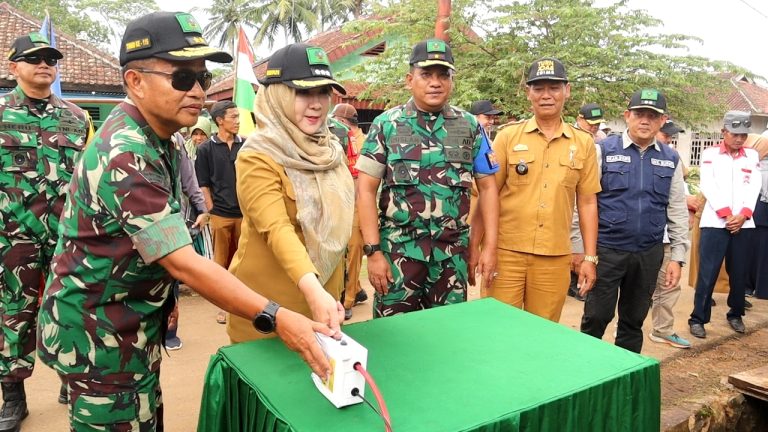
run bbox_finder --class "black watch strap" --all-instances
[363,243,381,257]
[253,301,280,333]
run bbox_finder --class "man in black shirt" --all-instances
[195,100,244,323]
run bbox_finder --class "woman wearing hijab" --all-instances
[226,43,354,342]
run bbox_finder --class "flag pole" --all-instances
[232,27,240,103]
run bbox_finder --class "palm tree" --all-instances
[202,0,257,56]
[313,0,358,31]
[249,0,317,48]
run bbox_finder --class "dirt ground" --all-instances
[22,264,768,431]
[660,327,768,409]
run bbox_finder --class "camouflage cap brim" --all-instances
[157,46,233,64]
[285,77,347,95]
[16,46,63,60]
[413,59,456,70]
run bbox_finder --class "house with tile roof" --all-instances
[664,75,768,166]
[601,75,768,166]
[0,2,124,126]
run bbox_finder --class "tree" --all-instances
[79,0,160,47]
[249,0,317,48]
[202,0,257,56]
[9,0,157,49]
[347,0,749,127]
[314,0,367,31]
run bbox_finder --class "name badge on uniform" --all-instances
[513,144,528,151]
[606,155,631,163]
[651,158,674,169]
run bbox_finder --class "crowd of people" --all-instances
[0,9,766,431]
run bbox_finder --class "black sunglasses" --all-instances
[15,55,58,67]
[730,120,752,128]
[133,68,213,92]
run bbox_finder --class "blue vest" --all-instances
[597,134,679,252]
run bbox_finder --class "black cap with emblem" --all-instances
[258,43,346,94]
[526,57,568,84]
[119,12,232,66]
[8,32,62,61]
[409,39,455,71]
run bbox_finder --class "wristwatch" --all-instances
[583,255,599,265]
[363,243,381,257]
[253,301,280,333]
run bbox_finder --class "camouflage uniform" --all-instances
[37,101,191,430]
[0,86,89,382]
[356,98,497,317]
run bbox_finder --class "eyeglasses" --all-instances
[730,120,751,128]
[132,68,213,92]
[14,55,58,66]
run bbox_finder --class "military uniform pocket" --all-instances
[71,390,139,426]
[386,158,420,186]
[0,136,37,173]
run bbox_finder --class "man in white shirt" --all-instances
[688,111,762,338]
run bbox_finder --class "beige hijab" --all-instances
[240,84,354,284]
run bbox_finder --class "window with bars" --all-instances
[689,131,722,166]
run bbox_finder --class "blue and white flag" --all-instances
[40,14,62,97]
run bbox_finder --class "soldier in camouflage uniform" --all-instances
[36,12,337,431]
[355,39,500,318]
[0,32,92,431]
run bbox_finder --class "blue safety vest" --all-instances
[597,134,679,252]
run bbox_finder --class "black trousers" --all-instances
[689,228,749,325]
[581,244,664,353]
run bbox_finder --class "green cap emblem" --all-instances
[176,13,202,33]
[591,109,602,117]
[306,47,329,66]
[641,89,659,101]
[28,32,49,44]
[427,40,446,53]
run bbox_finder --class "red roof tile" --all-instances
[0,2,122,94]
[718,75,768,114]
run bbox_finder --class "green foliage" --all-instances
[347,0,745,126]
[9,0,158,48]
[249,0,317,48]
[204,0,371,54]
[202,0,256,56]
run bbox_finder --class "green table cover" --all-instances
[198,299,660,432]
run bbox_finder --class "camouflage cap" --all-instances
[258,43,346,95]
[409,39,455,71]
[8,32,62,61]
[120,12,232,66]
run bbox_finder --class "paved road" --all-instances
[24,263,768,431]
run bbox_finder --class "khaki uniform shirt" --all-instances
[493,118,601,256]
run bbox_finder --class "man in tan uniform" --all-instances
[475,58,601,321]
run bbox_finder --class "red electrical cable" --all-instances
[354,362,393,432]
